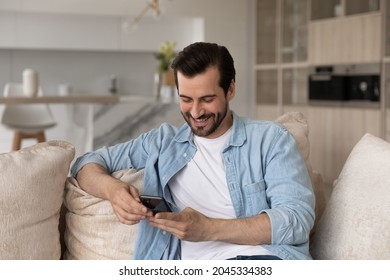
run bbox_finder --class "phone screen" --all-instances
[139,195,172,214]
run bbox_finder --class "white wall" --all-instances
[0,49,158,154]
[0,0,253,114]
[0,0,255,154]
[0,49,158,96]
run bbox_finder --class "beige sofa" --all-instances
[1,112,389,260]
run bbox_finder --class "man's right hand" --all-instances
[75,163,153,225]
[107,182,153,225]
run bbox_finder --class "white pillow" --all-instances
[275,112,312,174]
[63,168,144,260]
[0,140,75,259]
[310,133,390,259]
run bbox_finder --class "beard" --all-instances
[181,103,229,137]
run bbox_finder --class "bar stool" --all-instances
[1,83,57,151]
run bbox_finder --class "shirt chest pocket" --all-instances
[242,180,269,215]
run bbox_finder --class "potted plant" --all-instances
[155,41,176,87]
[154,41,176,102]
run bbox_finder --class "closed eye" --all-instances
[179,94,217,103]
[180,96,192,103]
[202,96,216,103]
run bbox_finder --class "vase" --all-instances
[23,68,39,97]
[155,70,176,103]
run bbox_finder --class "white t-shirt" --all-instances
[169,128,272,259]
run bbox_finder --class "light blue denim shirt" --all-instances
[71,112,315,260]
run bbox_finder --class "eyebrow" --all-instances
[179,93,217,99]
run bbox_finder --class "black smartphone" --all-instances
[139,195,172,214]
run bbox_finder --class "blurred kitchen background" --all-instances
[2,0,390,185]
[0,0,252,160]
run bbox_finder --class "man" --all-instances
[71,42,315,260]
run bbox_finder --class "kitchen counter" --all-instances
[0,94,156,155]
[0,95,154,104]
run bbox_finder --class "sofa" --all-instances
[1,112,389,260]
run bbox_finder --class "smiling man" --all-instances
[178,66,233,138]
[71,42,315,260]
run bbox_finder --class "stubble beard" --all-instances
[182,104,229,137]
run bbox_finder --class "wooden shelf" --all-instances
[308,100,380,109]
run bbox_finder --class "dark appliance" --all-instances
[346,75,380,101]
[309,74,347,101]
[309,74,380,102]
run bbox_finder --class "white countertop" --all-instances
[0,95,154,104]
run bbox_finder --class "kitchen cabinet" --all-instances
[256,0,277,64]
[308,13,381,65]
[311,0,341,20]
[255,0,308,111]
[345,0,380,15]
[0,11,203,51]
[254,0,388,183]
[309,0,381,65]
[311,0,380,20]
[0,12,15,47]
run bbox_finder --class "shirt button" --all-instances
[183,153,187,157]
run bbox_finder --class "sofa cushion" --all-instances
[275,112,312,175]
[63,168,144,260]
[0,140,75,259]
[310,133,390,259]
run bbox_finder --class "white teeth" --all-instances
[195,117,208,122]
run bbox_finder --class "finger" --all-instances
[147,220,186,240]
[128,185,141,202]
[154,211,179,220]
[117,215,141,226]
[148,213,184,230]
[113,189,147,214]
[121,199,153,218]
[113,204,146,224]
[111,192,152,220]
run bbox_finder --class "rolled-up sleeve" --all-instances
[262,128,315,245]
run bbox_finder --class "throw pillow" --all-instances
[275,111,312,174]
[310,133,390,259]
[0,140,75,259]
[63,168,144,260]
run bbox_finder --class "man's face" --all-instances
[177,66,235,138]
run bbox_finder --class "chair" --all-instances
[1,83,57,150]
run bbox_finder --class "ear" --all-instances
[227,80,235,101]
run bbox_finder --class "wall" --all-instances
[0,0,253,115]
[0,0,254,154]
[0,49,157,96]
[0,49,157,155]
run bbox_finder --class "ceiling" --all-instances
[0,0,169,17]
[0,0,243,23]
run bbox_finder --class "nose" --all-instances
[190,102,204,119]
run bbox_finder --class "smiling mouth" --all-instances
[192,115,211,126]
